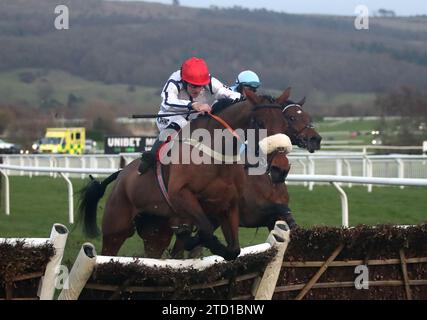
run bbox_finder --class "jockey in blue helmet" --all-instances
[231,70,261,94]
[231,70,261,155]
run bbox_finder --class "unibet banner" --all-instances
[104,136,156,154]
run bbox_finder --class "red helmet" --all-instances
[181,57,210,86]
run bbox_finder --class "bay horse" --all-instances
[136,93,321,258]
[78,89,321,259]
[136,135,294,259]
[78,88,291,260]
[135,92,322,258]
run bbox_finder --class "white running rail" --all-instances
[1,164,427,227]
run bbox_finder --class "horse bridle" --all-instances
[256,98,314,137]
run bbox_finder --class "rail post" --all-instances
[60,172,74,224]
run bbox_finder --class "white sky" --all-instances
[133,0,427,16]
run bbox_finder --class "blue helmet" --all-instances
[235,70,261,89]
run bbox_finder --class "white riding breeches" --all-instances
[156,114,189,131]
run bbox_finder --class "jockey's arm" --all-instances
[211,77,242,101]
[161,82,211,114]
[160,80,193,112]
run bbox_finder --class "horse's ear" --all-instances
[297,96,306,106]
[243,87,262,104]
[276,87,292,105]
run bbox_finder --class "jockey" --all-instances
[230,70,262,155]
[138,57,241,174]
[231,70,261,95]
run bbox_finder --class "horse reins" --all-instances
[206,103,284,142]
[207,111,242,140]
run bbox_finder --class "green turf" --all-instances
[0,176,426,265]
[316,118,400,145]
[0,68,159,110]
[1,68,377,117]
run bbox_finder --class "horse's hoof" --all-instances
[223,249,240,261]
[188,246,203,258]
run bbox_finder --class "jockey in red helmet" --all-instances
[181,57,210,86]
[138,57,241,174]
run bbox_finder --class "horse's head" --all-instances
[259,133,292,184]
[275,89,322,153]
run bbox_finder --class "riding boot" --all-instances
[138,137,163,175]
[139,122,181,175]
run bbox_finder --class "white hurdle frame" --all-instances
[58,221,290,300]
[0,223,69,300]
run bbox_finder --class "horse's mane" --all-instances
[201,95,289,118]
[205,97,246,116]
[260,95,276,103]
[259,95,299,108]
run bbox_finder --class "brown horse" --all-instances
[78,88,291,260]
[136,141,294,259]
[136,95,320,258]
[134,94,321,258]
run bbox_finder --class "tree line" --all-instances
[1,0,427,146]
[0,0,426,93]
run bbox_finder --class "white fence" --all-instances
[1,162,427,228]
[1,152,427,182]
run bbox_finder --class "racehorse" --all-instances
[135,93,321,258]
[78,88,291,260]
[136,137,294,259]
[79,88,321,259]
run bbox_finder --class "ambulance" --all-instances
[37,128,86,154]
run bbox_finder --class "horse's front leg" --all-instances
[169,188,230,259]
[272,204,297,230]
[220,201,241,260]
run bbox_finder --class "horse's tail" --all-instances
[77,170,121,238]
